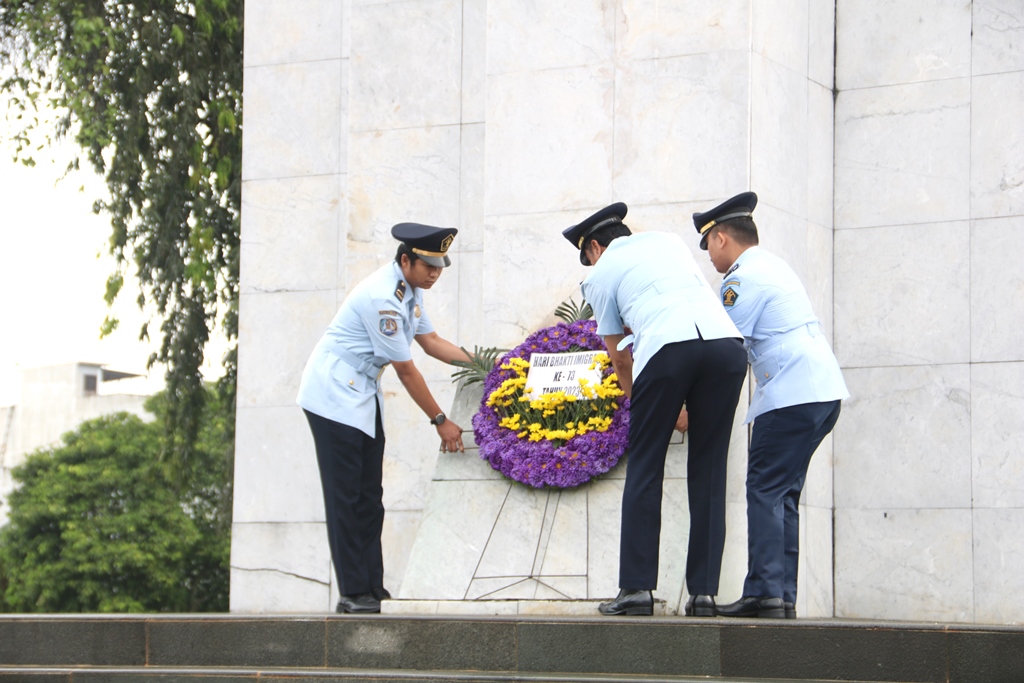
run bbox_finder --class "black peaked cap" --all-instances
[562,202,628,266]
[391,223,458,267]
[692,192,758,250]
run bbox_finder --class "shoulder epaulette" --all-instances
[724,262,740,278]
[395,280,406,302]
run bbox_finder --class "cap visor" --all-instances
[699,234,709,250]
[419,254,450,268]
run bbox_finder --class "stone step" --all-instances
[0,666,885,682]
[380,598,671,617]
[0,614,1021,682]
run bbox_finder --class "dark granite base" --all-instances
[0,614,1021,683]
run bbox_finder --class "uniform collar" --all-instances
[733,245,761,267]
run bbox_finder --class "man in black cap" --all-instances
[694,192,848,618]
[563,202,748,617]
[297,222,471,614]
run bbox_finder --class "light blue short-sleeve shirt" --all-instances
[580,232,741,379]
[720,246,848,423]
[297,261,433,436]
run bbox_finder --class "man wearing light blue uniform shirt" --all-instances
[694,192,849,619]
[563,202,747,618]
[297,223,470,614]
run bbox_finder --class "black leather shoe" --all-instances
[598,589,653,616]
[716,596,785,618]
[373,587,392,600]
[684,594,716,617]
[336,593,381,614]
[784,601,796,619]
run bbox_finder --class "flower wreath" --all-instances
[470,319,630,488]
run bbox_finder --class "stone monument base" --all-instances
[396,382,751,616]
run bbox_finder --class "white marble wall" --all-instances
[233,0,858,620]
[833,0,1024,625]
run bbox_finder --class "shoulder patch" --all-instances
[724,263,740,278]
[379,317,399,337]
[724,280,741,287]
[379,309,400,316]
[723,287,739,307]
[395,280,406,302]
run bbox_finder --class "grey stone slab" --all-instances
[326,617,517,671]
[613,52,750,206]
[834,222,970,368]
[836,0,971,89]
[0,618,145,666]
[834,508,974,622]
[537,488,588,578]
[432,449,505,481]
[147,619,325,668]
[970,219,1024,363]
[949,630,1024,683]
[485,68,613,217]
[835,78,970,230]
[466,577,534,600]
[721,624,947,682]
[833,365,972,510]
[477,486,552,578]
[399,480,511,599]
[973,0,1024,76]
[971,363,1024,507]
[973,508,1024,625]
[535,576,588,600]
[516,621,719,676]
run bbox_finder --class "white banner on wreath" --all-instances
[524,351,603,399]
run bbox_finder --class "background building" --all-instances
[231,0,1024,624]
[0,362,150,523]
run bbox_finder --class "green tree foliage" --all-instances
[0,389,232,612]
[0,0,244,474]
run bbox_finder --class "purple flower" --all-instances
[473,320,630,489]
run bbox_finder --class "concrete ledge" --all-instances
[380,599,670,616]
[0,614,1022,682]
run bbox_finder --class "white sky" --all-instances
[0,104,227,406]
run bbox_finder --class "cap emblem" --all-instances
[440,234,453,253]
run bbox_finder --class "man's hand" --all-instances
[437,420,465,453]
[675,408,689,434]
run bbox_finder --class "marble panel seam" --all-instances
[244,57,345,70]
[836,361,970,370]
[240,286,337,295]
[349,122,464,135]
[835,74,975,94]
[230,565,330,587]
[242,172,344,184]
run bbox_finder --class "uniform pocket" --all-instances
[331,360,371,393]
[752,354,781,385]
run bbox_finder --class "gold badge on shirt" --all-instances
[414,304,421,318]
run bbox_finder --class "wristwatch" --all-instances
[430,413,446,426]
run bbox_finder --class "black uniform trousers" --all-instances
[742,399,841,603]
[619,336,747,594]
[304,403,386,597]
